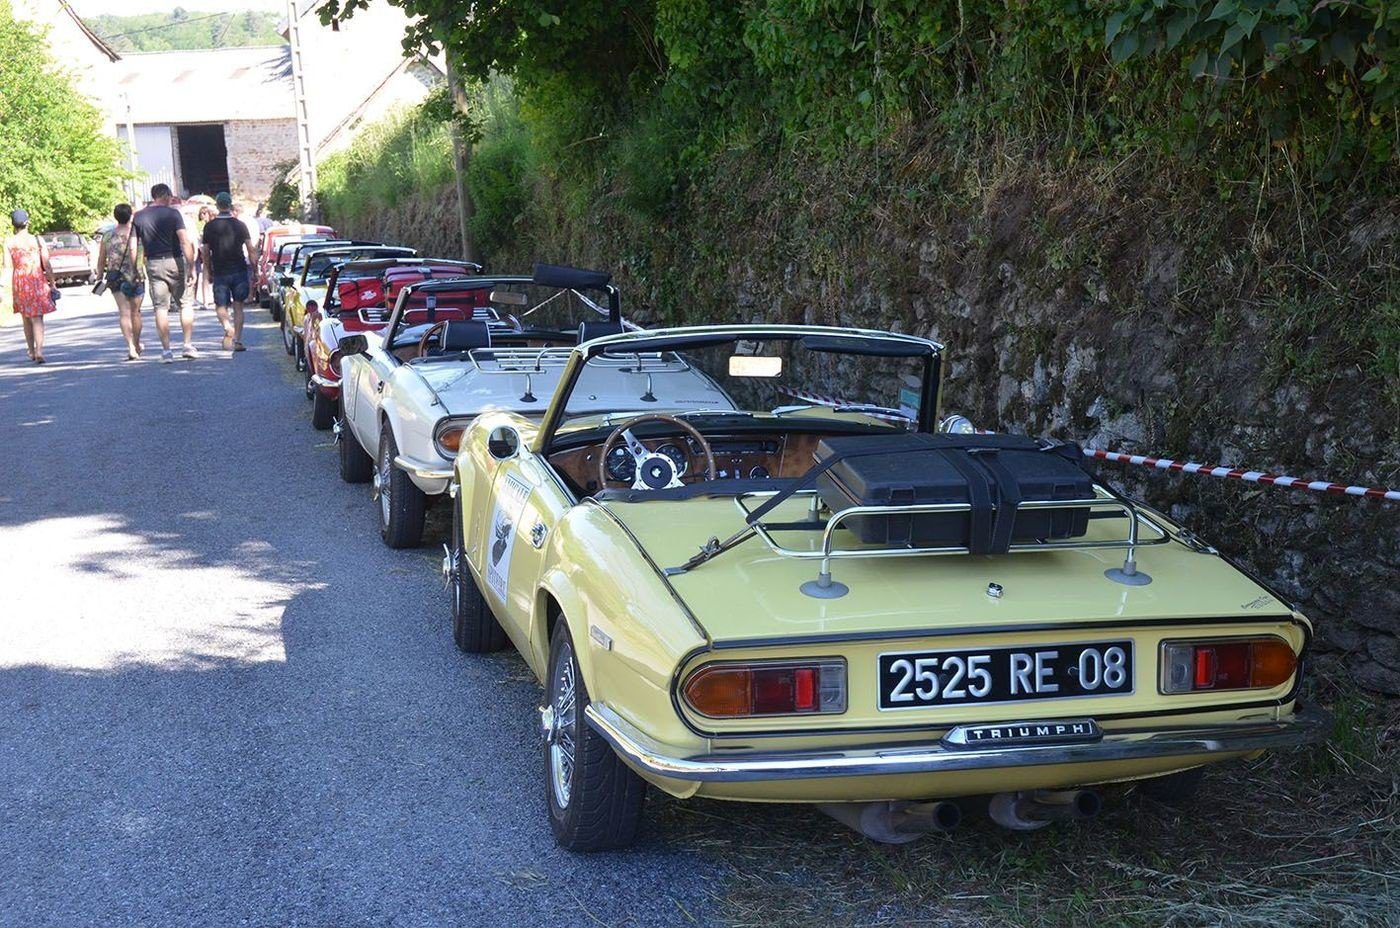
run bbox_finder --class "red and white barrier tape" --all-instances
[1084,448,1399,502]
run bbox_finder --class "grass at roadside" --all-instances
[654,682,1399,928]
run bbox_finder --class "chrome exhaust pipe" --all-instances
[988,789,1102,831]
[819,800,962,844]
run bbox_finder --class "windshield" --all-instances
[305,249,408,283]
[276,237,329,267]
[43,233,84,249]
[560,334,930,426]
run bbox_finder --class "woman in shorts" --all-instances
[95,203,147,360]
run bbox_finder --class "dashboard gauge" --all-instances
[605,445,636,482]
[655,443,688,475]
[748,465,771,479]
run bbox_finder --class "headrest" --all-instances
[578,320,625,344]
[439,320,492,353]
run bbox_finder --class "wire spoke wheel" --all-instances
[377,441,393,526]
[549,638,578,810]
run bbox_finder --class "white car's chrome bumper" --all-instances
[584,702,1330,784]
[393,453,452,495]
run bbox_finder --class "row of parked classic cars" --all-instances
[259,228,1327,851]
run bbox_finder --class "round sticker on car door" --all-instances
[485,473,532,602]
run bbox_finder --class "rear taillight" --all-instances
[1160,638,1297,694]
[682,660,847,718]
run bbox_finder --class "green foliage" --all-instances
[318,105,455,223]
[1105,0,1400,170]
[0,3,122,232]
[89,10,284,53]
[265,159,302,221]
[465,79,532,255]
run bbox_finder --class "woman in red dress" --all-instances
[4,209,57,363]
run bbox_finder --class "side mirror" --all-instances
[339,334,369,357]
[487,426,520,460]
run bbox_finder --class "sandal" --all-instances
[221,333,234,351]
[233,341,247,352]
[33,355,45,365]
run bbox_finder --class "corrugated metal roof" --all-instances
[116,47,294,125]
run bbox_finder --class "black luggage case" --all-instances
[814,433,1095,553]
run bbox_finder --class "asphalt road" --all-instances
[0,289,727,927]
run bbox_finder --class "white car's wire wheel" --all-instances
[376,428,426,548]
[448,500,507,653]
[336,397,373,484]
[281,315,295,356]
[543,622,646,851]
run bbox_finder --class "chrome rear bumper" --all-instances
[584,702,1329,783]
[393,454,452,494]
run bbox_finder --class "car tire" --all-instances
[338,403,373,484]
[311,388,334,430]
[294,337,307,373]
[377,428,426,548]
[449,500,508,653]
[1136,767,1204,804]
[270,297,284,322]
[544,621,646,851]
[281,315,295,355]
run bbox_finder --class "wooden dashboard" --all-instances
[550,433,827,494]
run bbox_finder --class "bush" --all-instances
[466,100,531,255]
[318,102,454,224]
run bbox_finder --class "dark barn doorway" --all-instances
[175,124,230,198]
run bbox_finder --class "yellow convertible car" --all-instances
[443,324,1327,850]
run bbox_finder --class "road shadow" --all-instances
[0,298,727,927]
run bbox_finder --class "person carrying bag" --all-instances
[94,203,147,360]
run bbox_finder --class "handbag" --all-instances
[93,278,108,296]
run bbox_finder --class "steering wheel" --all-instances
[598,414,717,491]
[416,319,451,358]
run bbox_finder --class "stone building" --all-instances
[15,0,441,210]
[113,46,299,204]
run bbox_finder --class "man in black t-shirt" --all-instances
[133,183,197,362]
[200,192,258,352]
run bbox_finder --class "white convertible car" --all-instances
[335,264,736,547]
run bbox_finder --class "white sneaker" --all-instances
[161,349,174,363]
[182,345,200,359]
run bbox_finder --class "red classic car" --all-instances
[302,257,482,429]
[40,232,95,286]
[257,223,335,310]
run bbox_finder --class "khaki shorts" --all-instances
[145,257,188,315]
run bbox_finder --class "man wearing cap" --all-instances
[200,192,257,352]
[133,183,197,362]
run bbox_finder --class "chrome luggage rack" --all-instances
[733,486,1179,598]
[466,348,694,402]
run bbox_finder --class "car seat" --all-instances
[433,320,492,355]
